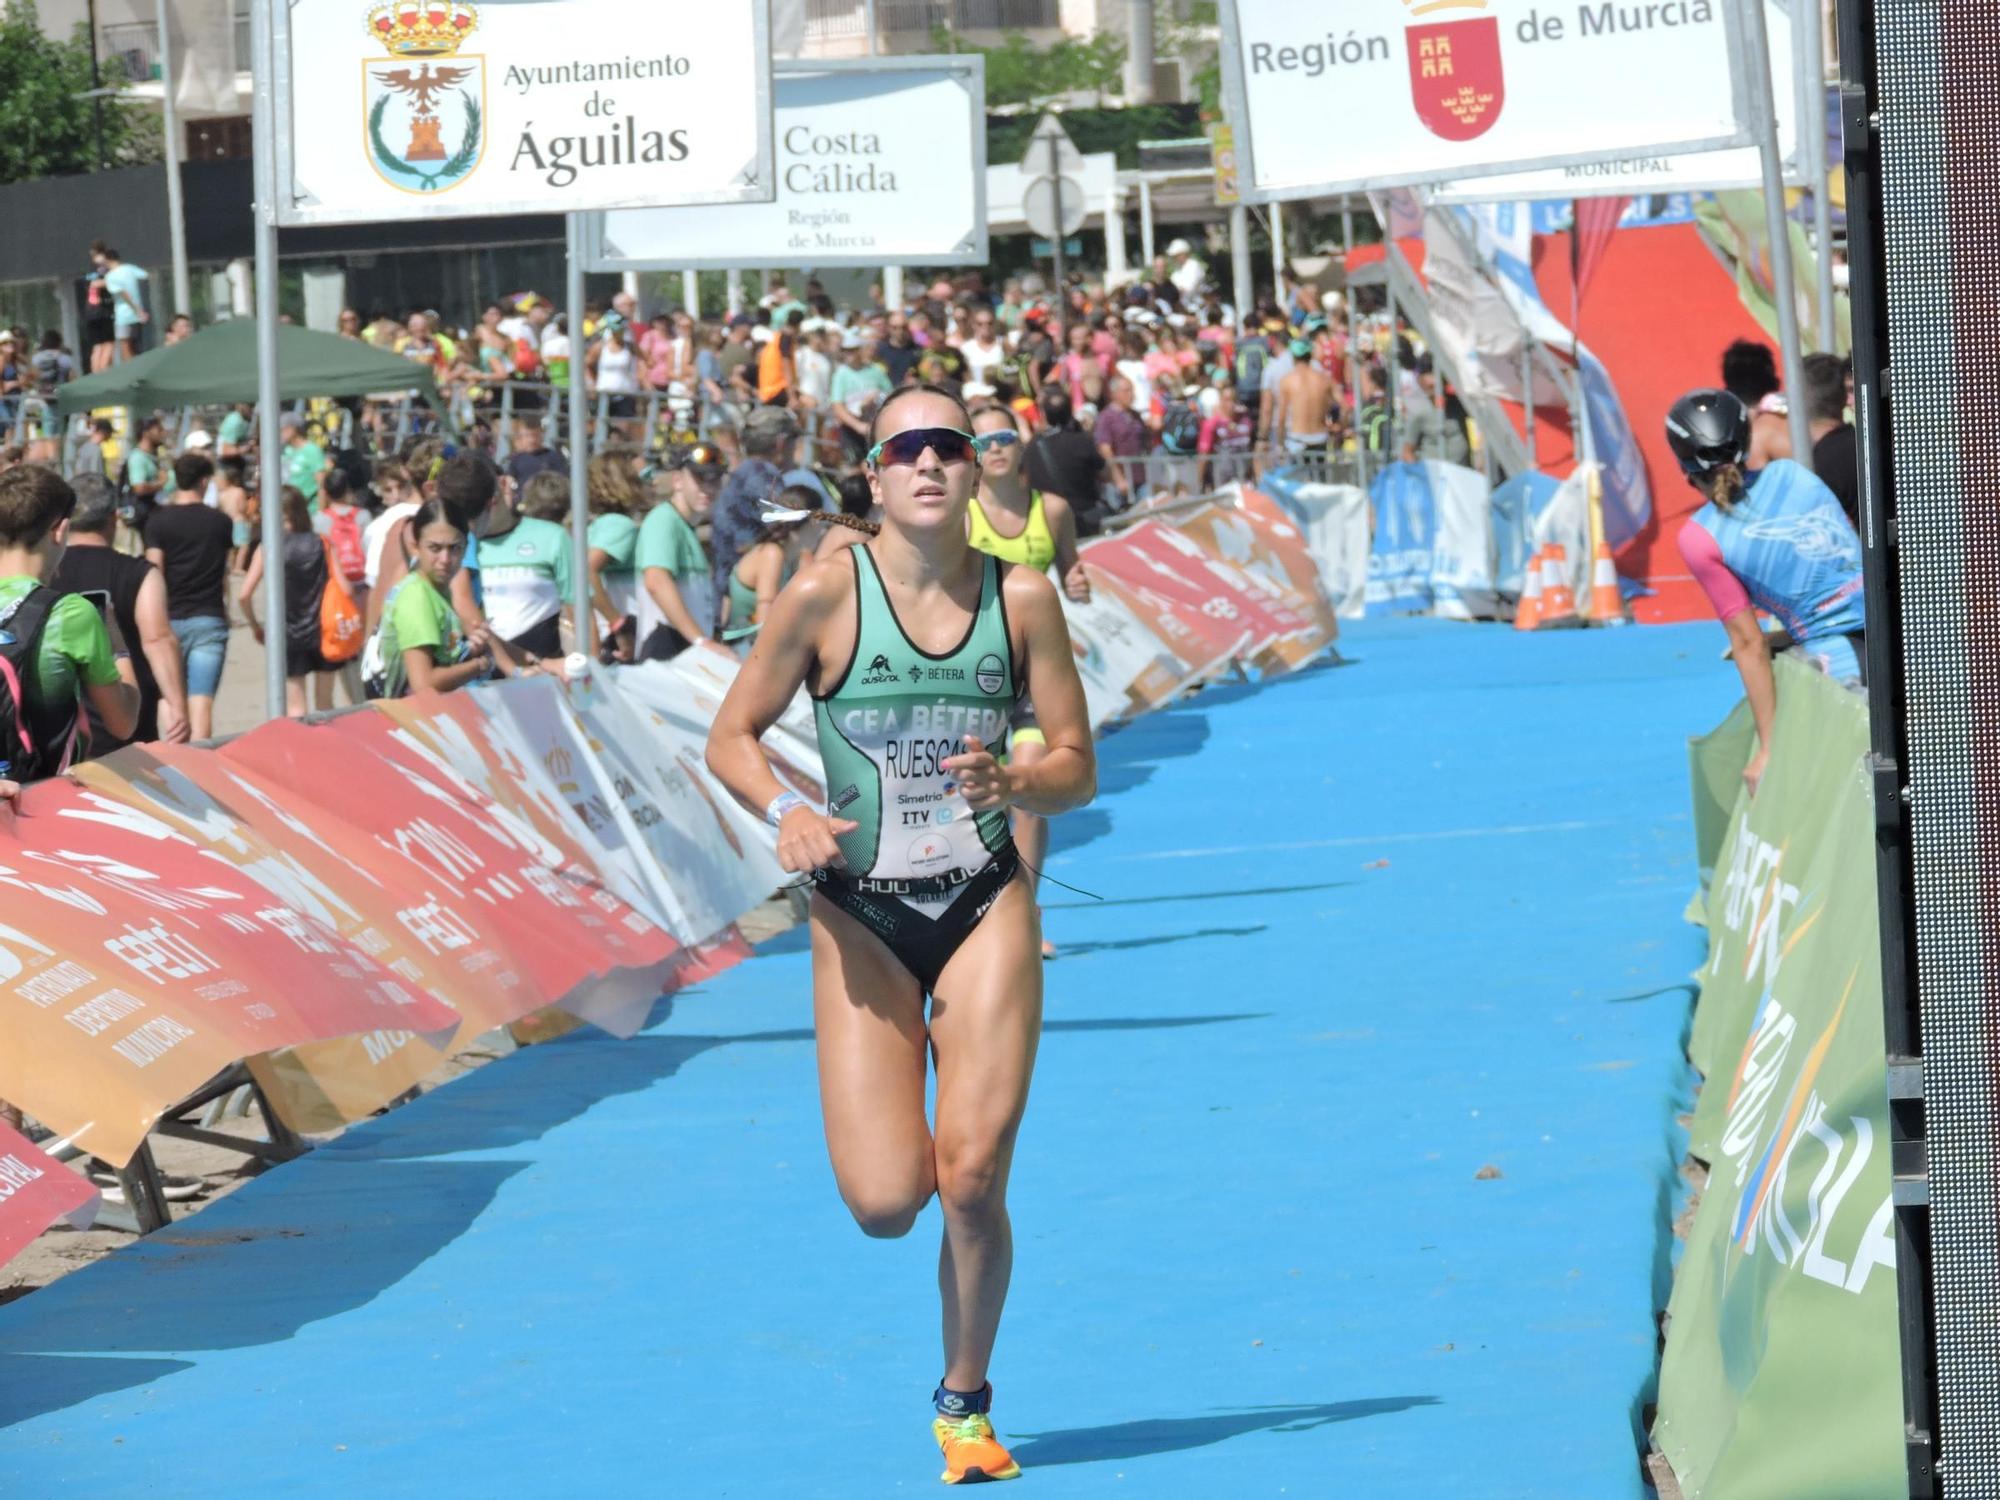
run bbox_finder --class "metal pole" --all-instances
[250,0,285,721]
[1229,202,1252,332]
[154,0,191,320]
[566,214,591,655]
[883,265,905,311]
[1126,0,1155,104]
[1049,135,1066,307]
[1138,179,1155,266]
[1270,199,1287,302]
[1741,0,1813,460]
[1798,0,1837,345]
[681,268,699,317]
[1341,202,1362,464]
[1520,331,1538,466]
[87,0,106,171]
[726,269,744,316]
[863,0,877,55]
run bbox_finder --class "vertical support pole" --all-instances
[155,0,191,320]
[1271,199,1287,302]
[1799,0,1838,344]
[251,0,285,722]
[566,214,592,657]
[1520,332,1538,468]
[1230,202,1252,330]
[681,268,699,317]
[1341,202,1362,471]
[726,269,745,316]
[1104,188,1129,286]
[883,265,905,312]
[1049,133,1067,305]
[1742,0,1813,458]
[1138,179,1155,266]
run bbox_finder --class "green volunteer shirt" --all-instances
[831,362,892,411]
[217,411,250,448]
[376,572,464,699]
[0,575,120,720]
[125,448,160,494]
[633,500,711,644]
[475,515,573,644]
[284,440,325,503]
[590,511,641,621]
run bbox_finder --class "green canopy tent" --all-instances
[54,319,444,419]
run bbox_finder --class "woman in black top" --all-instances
[239,486,331,718]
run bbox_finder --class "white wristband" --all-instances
[765,791,809,827]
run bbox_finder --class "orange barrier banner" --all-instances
[0,1124,97,1268]
[0,778,462,1166]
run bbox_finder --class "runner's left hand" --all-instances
[1063,562,1092,602]
[942,734,1013,812]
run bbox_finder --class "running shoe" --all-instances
[933,1411,1021,1484]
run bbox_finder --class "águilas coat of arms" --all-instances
[1403,0,1505,142]
[363,2,486,193]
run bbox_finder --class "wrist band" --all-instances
[765,791,809,827]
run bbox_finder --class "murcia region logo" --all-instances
[1403,0,1504,142]
[363,2,486,194]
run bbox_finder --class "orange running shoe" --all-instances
[932,1411,1022,1485]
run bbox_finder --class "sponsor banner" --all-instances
[1220,0,1750,200]
[274,0,774,227]
[1084,565,1238,684]
[1082,520,1283,665]
[1254,472,1370,619]
[590,58,986,270]
[0,1124,97,1269]
[1366,460,1501,618]
[1059,587,1192,728]
[1429,0,1800,202]
[1656,659,1904,1497]
[567,665,788,943]
[1187,487,1342,668]
[0,776,460,1166]
[236,710,683,1042]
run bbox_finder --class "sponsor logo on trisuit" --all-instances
[829,784,860,813]
[861,652,900,685]
[908,833,953,872]
[975,653,1006,695]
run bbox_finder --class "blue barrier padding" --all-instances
[0,619,1736,1496]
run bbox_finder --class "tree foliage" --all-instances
[0,0,161,184]
[931,24,1126,109]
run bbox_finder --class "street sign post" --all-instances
[1024,113,1084,300]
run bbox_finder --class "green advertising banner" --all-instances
[1655,660,1904,1498]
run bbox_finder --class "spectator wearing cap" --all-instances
[636,442,729,661]
[54,473,188,750]
[708,405,797,633]
[830,332,892,461]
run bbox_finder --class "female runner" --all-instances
[966,403,1092,959]
[707,385,1096,1485]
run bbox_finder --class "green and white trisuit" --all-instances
[812,544,1020,992]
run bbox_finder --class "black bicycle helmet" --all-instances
[1664,388,1751,490]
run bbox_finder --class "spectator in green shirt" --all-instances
[124,417,166,535]
[279,415,327,506]
[830,333,893,461]
[0,465,139,779]
[370,499,493,699]
[217,404,252,459]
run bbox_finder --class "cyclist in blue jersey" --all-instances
[1667,388,1866,794]
[707,385,1095,1485]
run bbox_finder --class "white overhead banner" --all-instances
[1428,0,1801,201]
[270,0,775,227]
[1218,0,1753,200]
[587,57,986,271]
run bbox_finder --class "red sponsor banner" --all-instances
[0,1124,97,1268]
[1175,495,1340,671]
[0,778,461,1166]
[1083,520,1283,664]
[223,715,686,1038]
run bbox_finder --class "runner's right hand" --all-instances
[777,808,857,875]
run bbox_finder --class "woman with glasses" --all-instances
[965,403,1091,964]
[707,384,1095,1486]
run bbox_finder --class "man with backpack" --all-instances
[1234,319,1272,426]
[142,452,233,741]
[0,465,139,784]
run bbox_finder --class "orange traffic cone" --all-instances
[1514,544,1545,630]
[1541,543,1578,622]
[1587,542,1626,625]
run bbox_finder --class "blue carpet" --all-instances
[0,619,1738,1497]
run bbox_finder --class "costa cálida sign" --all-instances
[269,0,776,226]
[1218,0,1753,200]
